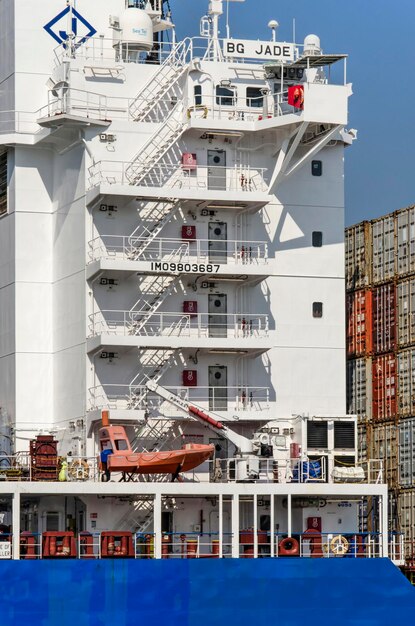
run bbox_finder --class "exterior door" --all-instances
[209,365,228,411]
[208,150,226,190]
[208,293,227,337]
[208,221,228,263]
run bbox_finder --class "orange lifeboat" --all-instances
[99,411,213,478]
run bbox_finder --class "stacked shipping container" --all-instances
[346,205,415,563]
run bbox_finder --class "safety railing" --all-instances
[0,452,32,481]
[159,532,233,558]
[240,532,389,559]
[3,531,401,560]
[0,454,98,483]
[88,384,270,413]
[88,310,269,339]
[53,35,345,76]
[88,235,268,265]
[88,162,268,192]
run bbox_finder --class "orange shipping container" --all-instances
[346,290,372,357]
[372,354,397,421]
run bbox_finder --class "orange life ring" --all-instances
[279,536,300,556]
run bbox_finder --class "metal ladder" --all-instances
[125,101,187,186]
[129,38,192,122]
[128,275,179,334]
[128,349,176,409]
[127,200,180,260]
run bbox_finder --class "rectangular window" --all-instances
[313,302,323,318]
[194,85,202,106]
[312,160,322,176]
[312,231,323,247]
[246,87,263,108]
[0,151,7,217]
[307,421,328,449]
[216,86,235,106]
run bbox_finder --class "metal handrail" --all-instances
[88,310,269,338]
[88,234,268,264]
[88,161,268,191]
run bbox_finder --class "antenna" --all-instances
[268,20,278,42]
[225,0,245,39]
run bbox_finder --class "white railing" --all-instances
[88,384,270,413]
[88,311,269,338]
[53,35,344,74]
[0,454,385,487]
[88,235,268,265]
[1,531,403,561]
[88,162,268,191]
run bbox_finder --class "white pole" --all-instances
[287,493,292,536]
[270,493,275,557]
[153,493,162,559]
[231,494,239,558]
[219,493,223,558]
[253,494,258,558]
[12,492,20,560]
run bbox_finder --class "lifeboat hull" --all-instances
[106,444,214,475]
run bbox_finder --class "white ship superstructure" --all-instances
[0,0,399,562]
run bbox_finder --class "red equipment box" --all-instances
[183,370,198,387]
[182,225,196,240]
[101,532,134,558]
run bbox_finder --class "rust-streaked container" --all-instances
[367,422,398,486]
[397,489,415,559]
[372,214,395,285]
[357,424,367,463]
[346,290,372,357]
[399,419,415,487]
[346,357,371,421]
[397,278,415,348]
[345,221,372,291]
[397,348,415,417]
[372,283,396,355]
[372,353,397,421]
[396,206,415,277]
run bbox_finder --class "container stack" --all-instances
[346,206,415,560]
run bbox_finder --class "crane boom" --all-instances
[145,380,254,453]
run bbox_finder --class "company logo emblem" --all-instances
[44,7,97,47]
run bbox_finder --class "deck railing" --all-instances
[0,531,402,561]
[88,235,268,265]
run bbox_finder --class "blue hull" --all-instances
[1,558,414,625]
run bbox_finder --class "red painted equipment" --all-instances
[307,516,322,532]
[189,405,224,429]
[42,532,76,558]
[79,532,95,559]
[101,532,134,558]
[278,537,300,556]
[182,225,196,241]
[183,370,198,386]
[183,301,198,317]
[30,435,59,481]
[186,539,198,558]
[20,532,37,560]
[303,528,323,558]
[181,152,197,170]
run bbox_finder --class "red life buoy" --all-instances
[279,537,300,556]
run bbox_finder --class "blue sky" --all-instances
[171,0,415,225]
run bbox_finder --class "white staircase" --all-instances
[128,349,176,409]
[129,38,192,122]
[128,200,180,260]
[128,275,179,334]
[125,101,187,186]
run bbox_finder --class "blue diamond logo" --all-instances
[44,7,97,47]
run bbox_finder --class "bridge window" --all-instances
[246,87,263,108]
[194,85,202,106]
[216,86,235,106]
[312,302,323,318]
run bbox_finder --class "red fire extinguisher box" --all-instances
[307,517,322,532]
[183,370,198,386]
[181,152,197,170]
[183,301,198,317]
[182,225,196,241]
